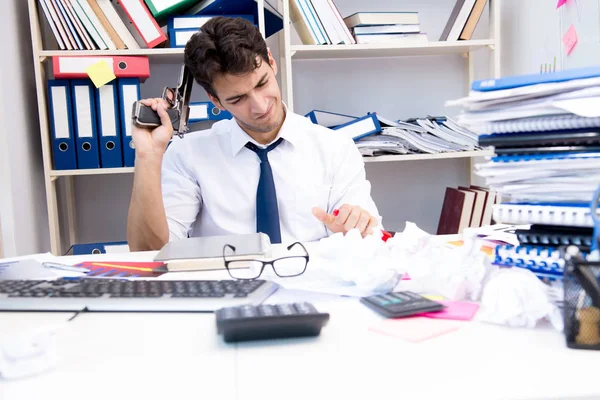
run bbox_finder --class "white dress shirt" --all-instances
[161,110,381,243]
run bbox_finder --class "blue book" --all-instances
[186,0,282,37]
[471,65,600,92]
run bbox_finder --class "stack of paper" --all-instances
[448,66,600,281]
[357,115,481,156]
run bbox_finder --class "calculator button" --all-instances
[372,296,391,306]
[277,304,296,315]
[239,305,258,318]
[219,307,239,320]
[259,305,278,316]
[294,302,315,314]
[392,292,411,301]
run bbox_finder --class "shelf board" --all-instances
[38,40,494,62]
[362,149,494,163]
[48,150,494,176]
[290,40,495,60]
[38,48,184,63]
[50,167,134,177]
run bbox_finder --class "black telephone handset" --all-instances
[131,65,193,138]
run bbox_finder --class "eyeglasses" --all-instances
[222,242,309,280]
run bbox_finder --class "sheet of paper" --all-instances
[369,317,463,343]
[562,24,578,56]
[419,301,480,321]
[553,96,600,117]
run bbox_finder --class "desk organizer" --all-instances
[563,247,600,350]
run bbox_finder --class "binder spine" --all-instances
[492,203,593,227]
[493,244,565,281]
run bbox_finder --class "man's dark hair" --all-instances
[184,16,269,99]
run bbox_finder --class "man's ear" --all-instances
[206,92,226,111]
[267,47,278,76]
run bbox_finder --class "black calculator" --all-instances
[360,291,446,318]
[216,302,330,343]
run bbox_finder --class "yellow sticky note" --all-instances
[422,294,445,301]
[85,60,116,88]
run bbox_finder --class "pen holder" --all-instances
[563,252,600,350]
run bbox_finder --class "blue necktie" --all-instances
[245,138,284,244]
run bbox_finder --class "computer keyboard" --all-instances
[0,278,279,312]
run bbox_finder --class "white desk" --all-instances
[1,251,599,400]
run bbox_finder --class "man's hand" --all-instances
[131,97,174,159]
[312,204,378,237]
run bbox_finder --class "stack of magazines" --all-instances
[356,115,481,156]
[448,66,600,282]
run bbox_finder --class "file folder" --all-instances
[188,102,232,123]
[47,80,77,170]
[115,0,168,48]
[168,28,199,48]
[305,109,358,128]
[95,82,123,168]
[52,56,150,80]
[332,113,382,141]
[187,0,283,38]
[117,78,140,167]
[71,241,129,255]
[71,79,100,169]
[167,14,254,31]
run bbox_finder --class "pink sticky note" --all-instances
[556,0,568,8]
[419,301,480,321]
[369,317,462,343]
[562,24,578,55]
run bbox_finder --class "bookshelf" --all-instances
[27,0,501,255]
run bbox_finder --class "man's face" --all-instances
[210,53,284,138]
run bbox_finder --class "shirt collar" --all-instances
[229,102,302,157]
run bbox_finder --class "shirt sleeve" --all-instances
[328,137,383,228]
[161,141,202,241]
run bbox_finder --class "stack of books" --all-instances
[448,66,600,280]
[437,185,500,235]
[343,12,427,45]
[38,0,284,51]
[38,0,168,50]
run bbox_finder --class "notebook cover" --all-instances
[154,233,271,262]
[471,65,600,92]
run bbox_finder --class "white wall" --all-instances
[0,0,49,257]
[15,0,600,251]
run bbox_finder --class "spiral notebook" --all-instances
[476,115,600,135]
[479,130,600,148]
[515,225,593,250]
[493,244,565,280]
[492,203,594,227]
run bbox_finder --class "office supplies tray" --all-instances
[563,247,600,350]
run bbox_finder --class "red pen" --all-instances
[333,209,339,217]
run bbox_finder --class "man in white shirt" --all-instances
[127,16,382,251]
